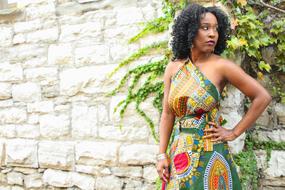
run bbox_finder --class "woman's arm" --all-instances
[223,60,272,137]
[159,76,175,154]
[157,61,176,182]
[205,60,272,141]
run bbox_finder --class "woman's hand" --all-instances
[203,121,238,142]
[156,158,170,183]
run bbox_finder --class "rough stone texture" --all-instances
[43,169,95,190]
[95,175,123,190]
[119,144,158,165]
[71,102,97,138]
[75,141,119,165]
[12,82,41,102]
[48,44,73,65]
[265,151,285,177]
[24,173,43,188]
[7,172,24,186]
[143,165,158,182]
[0,83,12,100]
[0,107,27,124]
[6,139,38,168]
[38,141,74,170]
[39,114,70,139]
[0,63,23,82]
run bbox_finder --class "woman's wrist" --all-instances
[157,153,168,161]
[231,128,239,139]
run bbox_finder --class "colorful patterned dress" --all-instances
[163,59,242,190]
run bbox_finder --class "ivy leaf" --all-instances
[237,0,247,6]
[257,72,264,81]
[258,61,271,72]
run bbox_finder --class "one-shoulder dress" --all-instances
[163,59,242,190]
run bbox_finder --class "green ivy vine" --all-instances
[107,0,285,189]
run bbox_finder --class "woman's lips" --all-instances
[206,41,215,46]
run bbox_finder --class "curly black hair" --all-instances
[170,4,231,61]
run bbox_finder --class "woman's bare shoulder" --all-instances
[165,59,188,77]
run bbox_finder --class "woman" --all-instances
[156,3,272,190]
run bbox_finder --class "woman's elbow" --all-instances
[261,90,272,105]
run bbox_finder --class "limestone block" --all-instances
[140,3,157,21]
[141,183,157,190]
[97,104,109,124]
[7,172,24,186]
[0,26,13,47]
[8,44,46,63]
[221,111,245,154]
[27,113,39,124]
[0,100,13,107]
[111,166,142,178]
[14,19,41,33]
[70,172,95,190]
[255,108,270,126]
[11,186,24,190]
[27,101,54,113]
[60,65,116,96]
[123,179,143,189]
[42,169,71,187]
[22,57,47,68]
[38,141,74,170]
[109,43,139,63]
[6,139,38,168]
[48,44,73,65]
[43,169,95,190]
[0,172,7,184]
[116,7,144,26]
[75,165,111,176]
[39,114,70,139]
[13,34,26,45]
[139,32,169,47]
[0,186,10,190]
[0,125,16,138]
[24,67,58,85]
[104,25,142,43]
[255,150,267,171]
[13,167,37,175]
[24,173,43,188]
[16,124,40,139]
[25,2,56,20]
[254,130,285,142]
[0,140,5,166]
[98,125,149,142]
[95,175,123,190]
[265,151,285,177]
[12,82,41,102]
[75,44,109,66]
[143,165,158,182]
[0,63,23,82]
[75,141,120,165]
[59,22,103,43]
[119,144,158,165]
[26,28,58,43]
[275,103,285,125]
[71,102,97,138]
[0,108,27,124]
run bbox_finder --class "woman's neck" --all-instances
[190,49,212,65]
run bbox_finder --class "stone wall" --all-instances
[0,0,284,189]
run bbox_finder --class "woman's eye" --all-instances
[202,26,208,30]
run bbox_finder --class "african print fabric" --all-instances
[163,59,242,190]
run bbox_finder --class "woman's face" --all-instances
[192,12,219,54]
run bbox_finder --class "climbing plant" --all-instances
[107,0,285,189]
